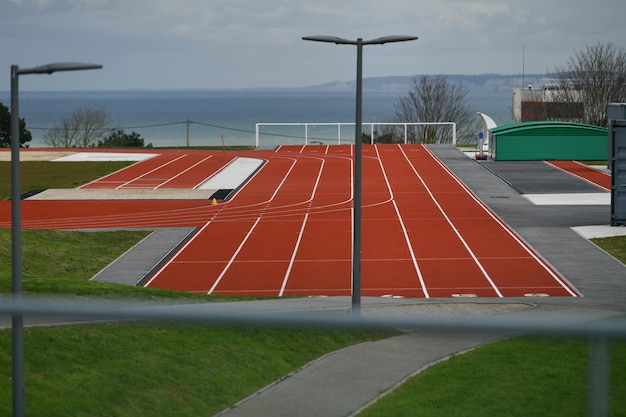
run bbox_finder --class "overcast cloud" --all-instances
[3,0,625,90]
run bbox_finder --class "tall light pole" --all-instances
[302,36,417,315]
[10,62,102,417]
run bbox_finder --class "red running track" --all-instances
[546,160,611,191]
[0,145,580,299]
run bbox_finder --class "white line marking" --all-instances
[375,146,429,297]
[545,160,610,191]
[392,200,430,297]
[208,216,262,294]
[278,157,325,295]
[157,155,213,189]
[422,145,579,297]
[398,145,504,297]
[143,221,212,287]
[280,212,309,296]
[116,154,187,189]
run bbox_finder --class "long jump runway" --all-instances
[1,145,580,299]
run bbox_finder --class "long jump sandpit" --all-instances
[26,189,218,200]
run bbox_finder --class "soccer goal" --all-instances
[255,122,457,147]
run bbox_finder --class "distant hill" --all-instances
[308,74,547,93]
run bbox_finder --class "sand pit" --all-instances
[26,188,218,200]
[0,151,74,161]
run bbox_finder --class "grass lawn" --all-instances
[0,323,385,417]
[359,337,626,417]
[0,161,132,199]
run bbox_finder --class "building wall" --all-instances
[512,88,583,123]
[491,122,607,161]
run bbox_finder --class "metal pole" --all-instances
[8,62,101,417]
[589,337,610,417]
[10,65,25,417]
[352,39,363,315]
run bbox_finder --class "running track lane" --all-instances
[0,146,579,298]
[546,160,611,190]
[144,145,578,298]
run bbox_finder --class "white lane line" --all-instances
[422,145,579,297]
[142,221,212,287]
[392,200,430,297]
[545,160,610,191]
[116,154,188,189]
[375,146,429,297]
[208,216,262,294]
[156,155,213,189]
[279,212,309,297]
[398,145,504,297]
[278,157,325,295]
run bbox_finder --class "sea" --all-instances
[0,89,513,148]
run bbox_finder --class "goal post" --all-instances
[255,122,456,147]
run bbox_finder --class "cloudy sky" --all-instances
[3,0,625,91]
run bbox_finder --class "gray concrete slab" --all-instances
[91,227,197,286]
[479,160,607,194]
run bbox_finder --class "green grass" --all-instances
[0,161,131,199]
[359,337,626,417]
[0,324,386,417]
[592,236,626,262]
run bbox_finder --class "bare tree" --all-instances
[552,42,626,126]
[43,106,112,148]
[393,75,477,144]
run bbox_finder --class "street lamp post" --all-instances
[10,62,102,417]
[302,36,417,315]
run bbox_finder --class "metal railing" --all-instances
[1,297,625,417]
[255,122,457,147]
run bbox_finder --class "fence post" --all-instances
[452,123,457,145]
[589,337,610,417]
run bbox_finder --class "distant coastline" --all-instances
[0,73,547,95]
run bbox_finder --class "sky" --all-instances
[3,0,626,91]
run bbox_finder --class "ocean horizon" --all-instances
[0,89,513,148]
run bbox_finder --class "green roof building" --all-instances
[489,121,607,161]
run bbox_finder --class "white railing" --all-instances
[255,122,457,147]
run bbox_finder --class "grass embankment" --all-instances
[1,159,625,416]
[0,161,132,199]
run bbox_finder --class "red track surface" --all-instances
[546,160,611,190]
[0,145,580,298]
